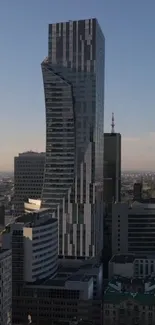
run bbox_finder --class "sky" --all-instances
[0,0,155,171]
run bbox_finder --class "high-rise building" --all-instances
[103,115,121,278]
[133,182,142,201]
[0,248,12,325]
[112,202,155,255]
[14,151,45,215]
[104,113,121,206]
[41,19,105,259]
[0,204,5,227]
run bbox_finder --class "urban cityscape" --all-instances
[0,1,155,325]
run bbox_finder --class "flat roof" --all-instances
[16,211,56,227]
[0,248,11,258]
[111,254,135,263]
[104,292,155,305]
[111,254,155,263]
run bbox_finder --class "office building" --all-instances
[0,203,5,227]
[104,113,121,206]
[104,276,155,325]
[0,248,12,325]
[41,18,105,259]
[133,182,142,201]
[2,209,58,283]
[112,201,155,255]
[14,151,45,215]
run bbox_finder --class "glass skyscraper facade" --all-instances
[41,19,105,259]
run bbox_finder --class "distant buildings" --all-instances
[0,203,5,227]
[133,182,143,201]
[0,248,12,325]
[112,202,155,255]
[41,18,105,259]
[14,151,45,215]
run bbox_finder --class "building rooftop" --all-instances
[26,261,101,289]
[0,248,11,259]
[68,274,92,282]
[104,292,155,305]
[110,254,135,263]
[18,151,45,156]
[110,254,155,263]
[104,276,155,305]
[16,209,55,227]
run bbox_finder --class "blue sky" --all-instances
[0,0,155,171]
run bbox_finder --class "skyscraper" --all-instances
[41,19,105,259]
[104,114,121,206]
[103,115,121,277]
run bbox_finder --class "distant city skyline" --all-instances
[0,0,155,171]
[1,133,155,172]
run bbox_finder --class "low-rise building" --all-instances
[109,254,155,279]
[104,276,155,325]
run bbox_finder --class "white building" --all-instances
[0,248,12,325]
[1,209,58,282]
[24,198,42,213]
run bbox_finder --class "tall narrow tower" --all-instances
[111,112,115,134]
[104,114,121,205]
[41,19,105,259]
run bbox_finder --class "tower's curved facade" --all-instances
[42,19,105,259]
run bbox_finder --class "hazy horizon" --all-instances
[0,1,155,171]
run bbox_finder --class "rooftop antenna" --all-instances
[111,112,115,133]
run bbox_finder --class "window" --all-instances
[105,310,109,315]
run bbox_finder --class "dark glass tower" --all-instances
[41,19,105,259]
